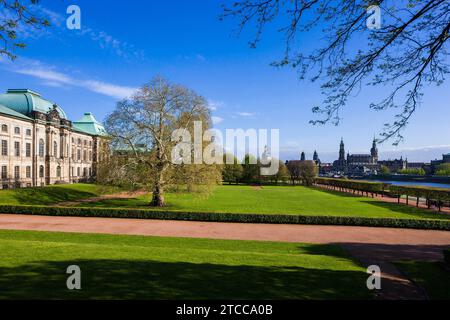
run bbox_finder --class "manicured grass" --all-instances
[0,230,371,300]
[0,184,120,206]
[82,185,449,220]
[395,261,450,299]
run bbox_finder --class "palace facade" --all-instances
[0,89,108,189]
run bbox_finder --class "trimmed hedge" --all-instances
[1,205,450,231]
[315,177,387,194]
[389,185,450,211]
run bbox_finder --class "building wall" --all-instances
[0,113,103,189]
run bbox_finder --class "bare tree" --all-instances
[221,0,450,144]
[1,0,50,59]
[105,76,211,207]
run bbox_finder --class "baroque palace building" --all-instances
[0,89,108,189]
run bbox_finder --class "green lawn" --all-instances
[0,230,371,299]
[1,184,447,220]
[0,183,120,206]
[395,261,450,299]
[82,185,448,220]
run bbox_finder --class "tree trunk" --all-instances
[151,182,165,207]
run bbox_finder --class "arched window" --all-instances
[54,141,58,158]
[39,165,44,178]
[14,127,20,134]
[1,124,7,132]
[56,166,61,177]
[39,139,45,157]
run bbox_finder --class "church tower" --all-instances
[370,137,378,163]
[339,138,345,161]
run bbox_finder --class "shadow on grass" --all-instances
[9,187,97,205]
[0,259,371,300]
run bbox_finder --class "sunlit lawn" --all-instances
[0,230,371,299]
[83,185,448,220]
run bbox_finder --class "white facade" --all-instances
[0,89,107,189]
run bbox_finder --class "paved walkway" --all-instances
[1,214,449,300]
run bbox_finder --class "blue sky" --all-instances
[1,0,449,162]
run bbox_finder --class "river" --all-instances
[368,180,450,189]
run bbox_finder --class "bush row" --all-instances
[1,205,450,231]
[389,185,450,201]
[315,177,387,193]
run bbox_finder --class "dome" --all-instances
[72,112,108,137]
[0,89,67,119]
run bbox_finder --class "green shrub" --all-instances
[1,205,449,230]
[315,177,386,193]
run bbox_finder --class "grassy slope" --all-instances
[83,185,448,220]
[395,261,450,299]
[0,229,371,300]
[0,184,120,206]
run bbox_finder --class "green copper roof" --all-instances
[72,112,108,137]
[0,89,67,119]
[0,103,33,121]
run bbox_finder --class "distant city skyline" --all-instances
[1,0,449,162]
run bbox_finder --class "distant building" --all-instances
[378,157,407,173]
[431,153,450,173]
[332,138,379,174]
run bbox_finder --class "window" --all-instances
[26,129,32,136]
[14,127,20,134]
[56,166,61,178]
[72,148,75,159]
[84,140,87,146]
[1,166,7,179]
[39,165,44,178]
[78,139,81,145]
[77,167,80,176]
[77,149,81,161]
[83,168,87,177]
[89,151,92,161]
[1,140,7,156]
[26,143,31,157]
[26,166,31,178]
[1,124,7,132]
[83,150,87,161]
[54,141,58,158]
[14,141,20,157]
[39,139,45,157]
[14,166,20,179]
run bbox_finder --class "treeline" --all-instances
[222,155,318,185]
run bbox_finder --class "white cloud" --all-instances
[236,112,256,117]
[22,5,145,60]
[6,58,137,100]
[212,116,224,125]
[208,100,225,111]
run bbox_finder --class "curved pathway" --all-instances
[1,214,449,300]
